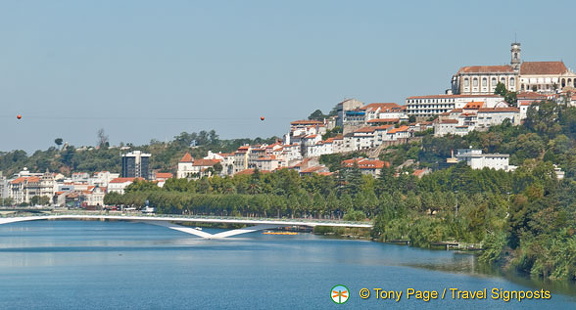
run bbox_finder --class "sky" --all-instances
[1,0,575,153]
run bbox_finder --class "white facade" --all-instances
[456,149,512,171]
[8,171,56,204]
[90,171,120,187]
[107,178,137,195]
[406,94,503,118]
[476,107,520,129]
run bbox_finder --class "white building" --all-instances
[82,185,106,207]
[285,120,326,145]
[476,107,521,129]
[406,94,504,118]
[8,171,56,205]
[456,149,513,171]
[451,42,576,95]
[108,177,140,195]
[177,152,222,179]
[90,171,120,187]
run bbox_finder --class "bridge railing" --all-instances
[0,210,372,226]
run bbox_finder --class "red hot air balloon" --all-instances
[260,116,265,121]
[16,115,22,120]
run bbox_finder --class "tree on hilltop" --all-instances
[54,138,63,150]
[494,82,517,105]
[495,82,507,97]
[308,109,327,121]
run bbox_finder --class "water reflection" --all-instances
[0,220,575,308]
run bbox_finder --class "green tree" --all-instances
[494,82,507,96]
[54,138,64,150]
[308,109,326,121]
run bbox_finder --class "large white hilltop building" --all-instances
[451,42,576,95]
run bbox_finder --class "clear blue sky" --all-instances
[1,0,575,153]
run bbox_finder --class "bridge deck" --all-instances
[0,213,372,239]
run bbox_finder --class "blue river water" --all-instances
[0,220,574,309]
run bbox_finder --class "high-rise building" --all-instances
[121,151,151,180]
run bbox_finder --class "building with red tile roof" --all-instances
[155,172,173,180]
[177,152,223,179]
[451,42,576,95]
[8,171,55,205]
[341,158,390,177]
[108,177,144,194]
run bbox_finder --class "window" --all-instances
[510,77,515,86]
[482,77,487,87]
[473,78,478,87]
[464,78,469,87]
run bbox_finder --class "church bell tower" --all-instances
[511,42,521,72]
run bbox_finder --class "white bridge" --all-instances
[0,213,373,239]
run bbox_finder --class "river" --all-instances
[0,220,574,309]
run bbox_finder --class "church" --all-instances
[451,43,576,95]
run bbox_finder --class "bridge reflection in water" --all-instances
[0,213,372,239]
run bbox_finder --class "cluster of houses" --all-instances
[0,168,176,208]
[1,42,573,207]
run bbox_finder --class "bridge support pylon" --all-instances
[145,221,284,239]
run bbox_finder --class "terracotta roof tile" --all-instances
[440,119,459,124]
[192,159,221,167]
[109,177,142,183]
[478,107,520,113]
[354,126,377,133]
[367,118,400,123]
[342,158,390,170]
[155,172,174,179]
[520,61,568,75]
[457,65,514,74]
[463,102,484,109]
[180,153,193,163]
[387,125,410,134]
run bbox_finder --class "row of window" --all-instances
[463,77,515,87]
[407,105,453,109]
[407,99,456,104]
[409,110,451,114]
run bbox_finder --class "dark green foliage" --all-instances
[322,126,342,140]
[308,109,327,121]
[494,82,507,96]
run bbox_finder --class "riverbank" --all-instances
[314,223,576,295]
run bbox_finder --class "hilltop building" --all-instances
[451,42,576,95]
